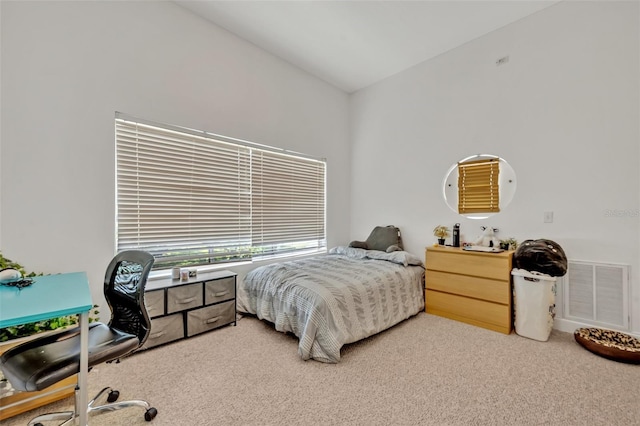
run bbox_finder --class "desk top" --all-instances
[0,272,93,328]
[146,269,236,292]
[426,245,514,259]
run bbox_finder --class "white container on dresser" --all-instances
[141,270,237,350]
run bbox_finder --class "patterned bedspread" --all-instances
[237,247,425,363]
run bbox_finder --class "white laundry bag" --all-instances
[511,268,557,341]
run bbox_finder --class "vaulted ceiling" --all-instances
[176,1,560,93]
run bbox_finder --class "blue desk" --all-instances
[0,272,93,327]
[0,272,93,425]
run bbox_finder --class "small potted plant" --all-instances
[499,237,519,251]
[433,225,450,245]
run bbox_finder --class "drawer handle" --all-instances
[213,291,229,297]
[205,316,221,324]
[178,297,196,304]
[149,332,165,339]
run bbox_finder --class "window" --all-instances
[115,113,326,270]
[457,158,500,214]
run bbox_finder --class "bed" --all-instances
[237,246,425,363]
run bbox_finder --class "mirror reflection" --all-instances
[443,154,516,219]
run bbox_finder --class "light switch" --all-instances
[544,211,554,223]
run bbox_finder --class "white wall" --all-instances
[2,1,638,335]
[0,1,350,311]
[350,1,640,333]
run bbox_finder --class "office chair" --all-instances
[0,250,158,425]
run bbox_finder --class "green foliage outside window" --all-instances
[153,243,319,270]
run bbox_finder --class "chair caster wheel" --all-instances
[107,390,120,403]
[145,407,158,421]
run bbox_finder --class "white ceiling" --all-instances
[176,1,560,93]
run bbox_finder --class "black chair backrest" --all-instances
[104,250,154,347]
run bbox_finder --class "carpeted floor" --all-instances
[3,313,639,425]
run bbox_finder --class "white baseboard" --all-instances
[554,318,640,339]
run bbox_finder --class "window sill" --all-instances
[147,248,326,281]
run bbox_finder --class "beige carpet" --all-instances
[3,313,639,426]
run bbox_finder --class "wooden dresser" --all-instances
[425,246,513,334]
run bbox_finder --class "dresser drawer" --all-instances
[142,314,184,349]
[426,270,510,304]
[167,283,203,314]
[145,289,165,318]
[186,300,235,337]
[204,277,235,305]
[426,290,511,329]
[426,250,511,281]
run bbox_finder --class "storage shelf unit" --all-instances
[425,246,513,334]
[141,270,236,349]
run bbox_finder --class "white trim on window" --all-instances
[115,113,326,270]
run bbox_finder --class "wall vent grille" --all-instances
[562,260,629,330]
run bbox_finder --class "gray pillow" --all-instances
[365,226,402,252]
[349,240,368,249]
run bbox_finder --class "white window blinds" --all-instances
[116,115,326,269]
[252,150,326,256]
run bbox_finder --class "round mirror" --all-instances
[442,154,516,219]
